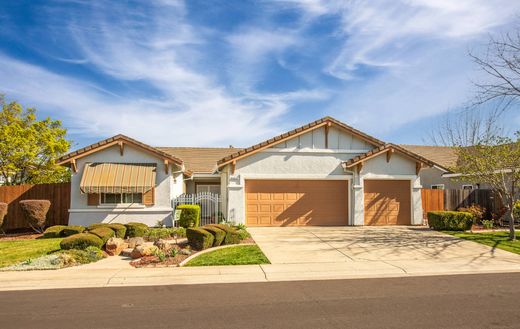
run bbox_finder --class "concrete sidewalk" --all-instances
[2,253,520,291]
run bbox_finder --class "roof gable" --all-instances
[217,116,385,167]
[58,134,184,167]
[157,147,242,173]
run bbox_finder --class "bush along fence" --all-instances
[422,188,503,220]
[173,192,223,226]
[0,183,70,231]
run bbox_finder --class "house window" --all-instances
[196,184,220,194]
[462,185,473,190]
[431,184,445,190]
[100,193,143,205]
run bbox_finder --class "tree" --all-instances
[0,95,71,185]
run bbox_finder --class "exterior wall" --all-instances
[357,153,423,225]
[69,144,183,227]
[419,167,486,189]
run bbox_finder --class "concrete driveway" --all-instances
[249,226,520,276]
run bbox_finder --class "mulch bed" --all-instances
[0,232,42,241]
[130,254,190,268]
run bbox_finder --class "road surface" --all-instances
[1,273,520,328]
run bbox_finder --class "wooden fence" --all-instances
[0,183,70,231]
[422,188,502,219]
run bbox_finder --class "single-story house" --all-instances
[58,116,449,227]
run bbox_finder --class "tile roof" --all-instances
[399,144,458,168]
[157,147,242,173]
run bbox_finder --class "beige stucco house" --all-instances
[58,117,447,227]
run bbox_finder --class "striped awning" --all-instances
[80,163,157,194]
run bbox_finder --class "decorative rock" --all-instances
[105,237,125,256]
[130,245,159,259]
[120,248,134,258]
[154,239,173,252]
[127,237,145,249]
[179,248,192,256]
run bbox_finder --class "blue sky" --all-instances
[1,0,519,149]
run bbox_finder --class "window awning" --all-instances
[80,163,157,194]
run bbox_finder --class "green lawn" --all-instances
[185,245,270,266]
[0,238,63,268]
[444,231,520,255]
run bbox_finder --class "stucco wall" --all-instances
[69,144,183,226]
[419,167,482,189]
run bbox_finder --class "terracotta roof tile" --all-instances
[399,144,458,168]
[157,147,242,173]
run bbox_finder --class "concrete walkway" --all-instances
[2,227,520,291]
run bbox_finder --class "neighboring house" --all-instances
[58,117,442,227]
[399,145,486,190]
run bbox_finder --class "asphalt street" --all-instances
[1,273,520,329]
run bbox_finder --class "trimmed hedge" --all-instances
[187,227,214,250]
[87,223,108,231]
[427,211,474,231]
[201,225,226,246]
[89,227,115,244]
[125,222,149,238]
[61,225,86,237]
[0,202,7,230]
[43,225,68,238]
[60,233,104,250]
[106,223,127,239]
[208,224,240,245]
[177,205,201,228]
[19,199,51,233]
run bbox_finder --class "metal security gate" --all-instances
[173,192,222,226]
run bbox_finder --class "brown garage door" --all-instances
[245,180,348,226]
[364,180,411,225]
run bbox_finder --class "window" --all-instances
[100,193,143,205]
[431,184,445,190]
[462,185,473,190]
[196,184,220,194]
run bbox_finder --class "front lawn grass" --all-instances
[0,238,63,268]
[443,231,520,255]
[185,245,270,266]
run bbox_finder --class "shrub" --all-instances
[88,227,115,244]
[43,225,68,238]
[514,201,520,220]
[201,226,226,246]
[19,200,51,233]
[177,205,201,228]
[146,228,174,241]
[186,228,214,250]
[87,223,108,231]
[208,224,240,245]
[60,233,104,250]
[125,222,149,238]
[458,204,485,222]
[481,219,494,229]
[62,225,86,236]
[171,227,186,238]
[106,223,127,239]
[58,246,105,264]
[0,202,7,231]
[427,211,474,231]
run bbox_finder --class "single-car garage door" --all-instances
[245,180,348,226]
[364,180,411,225]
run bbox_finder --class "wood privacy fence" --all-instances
[0,183,70,231]
[422,188,502,219]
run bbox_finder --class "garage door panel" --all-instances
[364,180,411,226]
[246,180,348,226]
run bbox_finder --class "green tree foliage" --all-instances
[0,95,70,185]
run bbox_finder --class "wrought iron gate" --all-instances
[172,192,222,226]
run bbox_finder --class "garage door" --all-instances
[245,180,348,226]
[364,180,411,225]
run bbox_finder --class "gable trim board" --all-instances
[60,116,435,227]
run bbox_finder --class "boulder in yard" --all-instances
[130,245,159,259]
[154,239,173,252]
[105,237,126,256]
[127,237,145,249]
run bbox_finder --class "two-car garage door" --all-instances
[245,180,348,226]
[245,179,411,226]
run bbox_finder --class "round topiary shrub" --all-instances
[88,227,115,244]
[201,225,226,246]
[106,223,127,239]
[19,200,51,233]
[125,222,149,238]
[60,233,104,250]
[177,205,201,228]
[0,202,7,232]
[62,225,86,237]
[43,225,68,238]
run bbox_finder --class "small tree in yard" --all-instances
[19,200,51,233]
[0,95,71,185]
